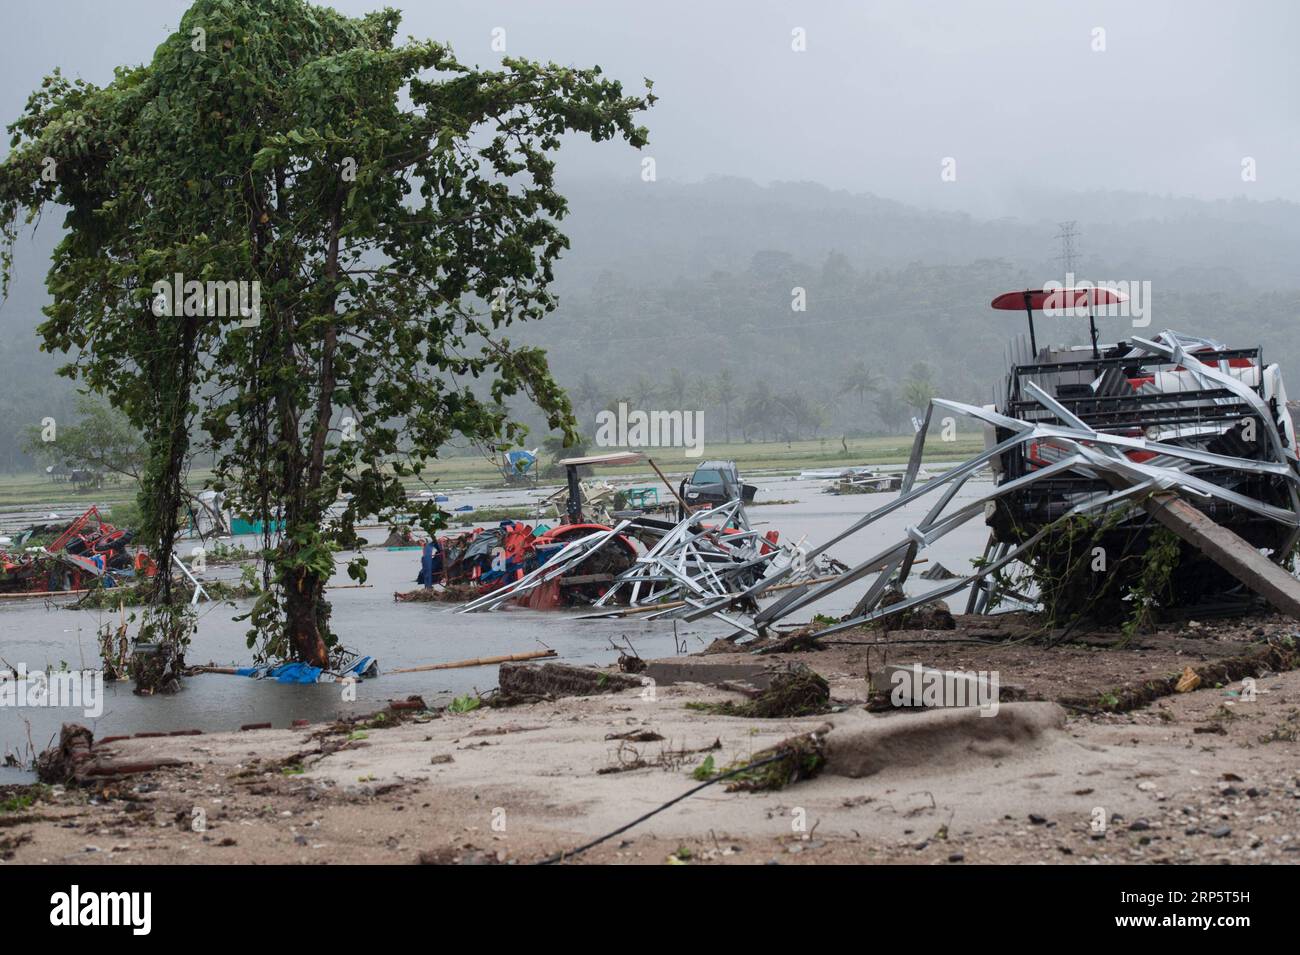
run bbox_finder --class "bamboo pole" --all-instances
[189,648,557,677]
[0,588,92,599]
[387,648,557,673]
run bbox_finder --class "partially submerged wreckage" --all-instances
[452,450,842,622]
[399,451,842,619]
[0,506,153,596]
[419,290,1300,641]
[719,287,1300,641]
[980,297,1298,618]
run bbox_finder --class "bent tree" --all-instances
[0,0,652,666]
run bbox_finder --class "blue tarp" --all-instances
[504,449,536,474]
[235,655,377,684]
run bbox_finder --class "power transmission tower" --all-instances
[1055,221,1080,280]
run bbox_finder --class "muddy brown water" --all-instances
[0,473,991,772]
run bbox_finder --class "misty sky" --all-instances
[2,0,1299,215]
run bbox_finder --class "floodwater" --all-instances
[0,472,993,771]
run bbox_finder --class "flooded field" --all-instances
[0,472,992,766]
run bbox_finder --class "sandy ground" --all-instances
[3,610,1299,866]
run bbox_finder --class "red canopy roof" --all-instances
[991,287,1129,312]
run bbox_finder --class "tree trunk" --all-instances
[281,190,345,669]
[148,315,198,609]
[283,566,329,667]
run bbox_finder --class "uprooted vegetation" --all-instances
[724,730,828,792]
[686,664,830,718]
[985,511,1189,637]
[599,737,721,775]
[687,727,829,793]
[76,573,261,609]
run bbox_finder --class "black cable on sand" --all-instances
[534,751,791,865]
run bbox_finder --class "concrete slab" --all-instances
[642,658,778,690]
[870,662,1002,710]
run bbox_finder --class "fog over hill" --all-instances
[3,176,1299,468]
[4,0,1299,467]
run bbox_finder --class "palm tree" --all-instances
[838,359,880,407]
[631,374,658,408]
[902,377,937,416]
[688,377,714,411]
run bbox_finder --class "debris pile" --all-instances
[451,501,839,624]
[586,501,815,632]
[418,319,1300,642]
[728,325,1300,641]
[455,520,638,611]
[0,506,151,596]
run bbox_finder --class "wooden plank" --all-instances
[388,648,558,674]
[1141,491,1300,619]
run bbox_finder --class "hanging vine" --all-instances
[980,502,1182,640]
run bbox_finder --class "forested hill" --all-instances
[2,177,1298,467]
[522,177,1300,441]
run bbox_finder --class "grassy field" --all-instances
[0,433,986,510]
[387,433,986,490]
[0,473,140,510]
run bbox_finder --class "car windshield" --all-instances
[691,469,724,486]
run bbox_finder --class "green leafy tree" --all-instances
[630,374,658,408]
[901,359,937,415]
[739,381,775,442]
[540,432,590,478]
[24,395,147,481]
[774,390,824,440]
[0,0,652,665]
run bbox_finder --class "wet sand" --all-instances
[5,611,1298,866]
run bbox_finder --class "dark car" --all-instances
[679,460,756,515]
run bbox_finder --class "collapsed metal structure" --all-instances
[458,500,838,632]
[456,313,1300,640]
[456,520,636,613]
[710,329,1300,641]
[586,500,822,636]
